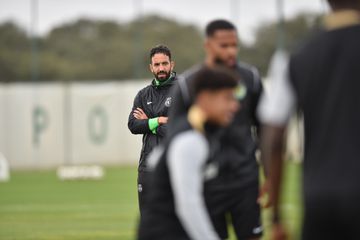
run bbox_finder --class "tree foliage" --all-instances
[240,13,321,75]
[0,22,31,81]
[0,13,321,82]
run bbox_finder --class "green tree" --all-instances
[42,16,204,81]
[240,12,321,76]
[0,22,31,82]
[0,13,322,82]
[128,15,204,78]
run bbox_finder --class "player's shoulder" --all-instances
[174,64,204,104]
[179,64,203,81]
[237,61,262,91]
[290,27,330,63]
[237,62,260,80]
[171,129,208,152]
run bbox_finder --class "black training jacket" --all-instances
[128,73,177,172]
[168,63,263,190]
[289,24,360,198]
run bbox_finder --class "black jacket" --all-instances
[128,73,177,172]
[138,114,223,240]
[169,63,263,190]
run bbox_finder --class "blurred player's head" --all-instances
[149,45,175,81]
[327,0,360,10]
[192,67,239,126]
[204,20,238,68]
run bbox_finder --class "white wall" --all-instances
[0,81,147,170]
[0,86,5,160]
[0,79,303,170]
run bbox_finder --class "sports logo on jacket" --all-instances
[204,162,219,181]
[165,97,172,107]
[235,82,247,100]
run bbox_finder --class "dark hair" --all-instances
[149,44,172,63]
[205,19,237,37]
[192,66,238,95]
[327,0,360,9]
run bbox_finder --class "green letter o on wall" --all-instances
[88,106,108,145]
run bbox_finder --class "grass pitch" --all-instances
[0,163,301,240]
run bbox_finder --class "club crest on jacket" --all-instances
[165,97,172,107]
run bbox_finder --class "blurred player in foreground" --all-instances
[258,0,360,239]
[137,66,239,240]
[128,45,177,214]
[168,19,265,240]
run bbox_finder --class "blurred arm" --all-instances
[168,131,220,240]
[257,53,295,176]
[257,55,295,238]
[128,91,152,135]
[260,124,286,219]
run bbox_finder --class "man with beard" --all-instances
[168,20,265,240]
[128,45,177,214]
[138,66,239,240]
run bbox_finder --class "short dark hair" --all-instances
[327,0,360,8]
[205,19,237,37]
[192,66,238,95]
[149,45,172,63]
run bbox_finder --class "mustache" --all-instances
[157,71,167,75]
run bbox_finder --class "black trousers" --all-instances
[137,171,150,215]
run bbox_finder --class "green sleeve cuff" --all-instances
[148,118,159,134]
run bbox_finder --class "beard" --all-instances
[154,70,171,81]
[214,57,227,66]
[214,57,236,69]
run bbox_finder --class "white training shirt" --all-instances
[257,50,296,126]
[167,130,220,240]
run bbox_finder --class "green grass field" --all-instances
[0,163,302,240]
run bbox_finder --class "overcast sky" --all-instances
[0,0,329,44]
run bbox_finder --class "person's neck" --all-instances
[324,9,360,30]
[188,105,207,133]
[205,56,216,67]
[204,56,237,69]
[154,72,174,86]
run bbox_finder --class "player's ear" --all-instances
[170,61,175,71]
[149,63,153,73]
[205,38,214,55]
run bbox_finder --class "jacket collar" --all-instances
[323,10,360,31]
[151,72,176,88]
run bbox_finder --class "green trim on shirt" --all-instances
[148,117,159,134]
[153,72,175,87]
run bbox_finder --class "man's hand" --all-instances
[271,223,287,240]
[133,108,148,120]
[158,116,168,125]
[258,180,272,208]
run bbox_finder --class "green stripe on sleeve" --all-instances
[148,117,159,134]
